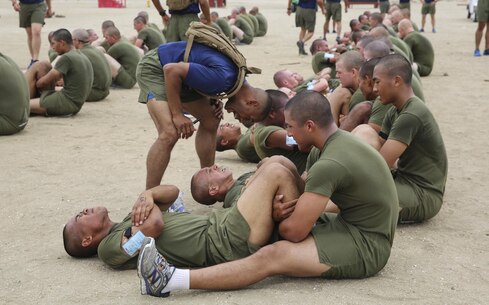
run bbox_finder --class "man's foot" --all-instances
[432,28,436,33]
[137,237,175,298]
[419,28,424,32]
[27,59,39,69]
[297,41,307,55]
[484,49,489,56]
[474,49,481,57]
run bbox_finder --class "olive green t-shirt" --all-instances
[253,125,309,174]
[48,49,58,62]
[381,97,447,195]
[403,31,434,76]
[0,53,29,132]
[305,130,398,243]
[235,17,254,43]
[79,45,111,97]
[255,13,268,36]
[216,18,233,40]
[239,14,256,36]
[248,14,260,37]
[148,22,161,31]
[223,172,254,208]
[390,36,414,64]
[55,50,93,106]
[107,40,141,80]
[235,129,261,163]
[311,52,336,78]
[349,88,365,111]
[138,27,166,50]
[210,22,223,34]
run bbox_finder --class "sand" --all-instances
[1,0,489,304]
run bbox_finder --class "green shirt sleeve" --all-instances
[387,110,423,146]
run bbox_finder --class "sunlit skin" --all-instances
[66,207,114,240]
[372,65,396,105]
[336,60,356,89]
[284,110,314,153]
[217,122,242,143]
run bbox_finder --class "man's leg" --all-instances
[351,124,382,150]
[182,98,220,169]
[475,22,485,52]
[485,23,489,51]
[430,13,436,31]
[25,27,34,58]
[146,99,179,189]
[326,87,352,125]
[24,61,52,98]
[30,23,43,61]
[421,14,426,30]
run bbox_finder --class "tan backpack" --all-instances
[166,0,196,10]
[184,22,261,99]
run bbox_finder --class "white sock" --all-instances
[162,268,190,293]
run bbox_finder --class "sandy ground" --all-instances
[1,0,489,304]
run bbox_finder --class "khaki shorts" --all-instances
[312,213,392,279]
[395,174,443,223]
[206,204,260,265]
[114,67,136,89]
[421,3,436,15]
[295,6,316,32]
[19,2,46,28]
[477,0,489,22]
[40,90,81,116]
[398,2,411,10]
[166,13,200,42]
[136,48,201,104]
[325,2,342,21]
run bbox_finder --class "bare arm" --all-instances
[199,0,211,25]
[45,0,52,14]
[134,38,144,49]
[36,68,62,91]
[265,129,294,150]
[379,139,407,169]
[131,185,180,227]
[279,192,329,242]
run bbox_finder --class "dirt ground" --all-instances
[1,0,489,304]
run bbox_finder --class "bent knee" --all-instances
[156,129,179,146]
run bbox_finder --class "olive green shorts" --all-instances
[312,213,392,279]
[40,90,81,116]
[395,175,443,223]
[398,2,411,10]
[136,48,201,104]
[477,0,489,22]
[0,115,27,135]
[380,1,390,14]
[206,204,260,265]
[295,6,316,32]
[86,88,109,102]
[114,67,136,89]
[325,3,342,21]
[19,2,46,28]
[166,13,200,42]
[421,3,436,15]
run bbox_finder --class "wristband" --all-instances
[122,230,146,257]
[324,53,335,59]
[159,9,167,16]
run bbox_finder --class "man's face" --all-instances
[104,34,116,45]
[225,95,264,125]
[373,65,395,104]
[68,207,109,236]
[51,39,65,54]
[197,164,233,187]
[316,40,330,52]
[284,110,313,152]
[133,21,144,32]
[281,70,302,89]
[369,16,379,28]
[217,122,241,142]
[336,60,357,89]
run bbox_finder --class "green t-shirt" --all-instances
[349,88,365,111]
[48,49,58,62]
[79,45,111,97]
[239,14,256,36]
[210,22,223,34]
[216,18,233,39]
[381,97,447,195]
[100,40,111,52]
[390,36,414,64]
[403,31,434,76]
[311,52,336,78]
[138,27,166,50]
[248,14,260,37]
[253,125,309,174]
[223,172,254,208]
[255,13,268,36]
[55,50,93,106]
[148,22,161,31]
[235,129,260,163]
[0,53,29,132]
[235,17,254,43]
[305,130,398,243]
[107,40,141,80]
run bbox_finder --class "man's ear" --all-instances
[393,75,403,87]
[220,138,229,146]
[81,235,93,248]
[209,185,219,196]
[305,120,315,131]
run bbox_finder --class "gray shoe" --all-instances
[137,237,175,297]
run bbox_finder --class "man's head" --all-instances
[230,9,239,19]
[359,14,368,24]
[133,16,146,32]
[191,165,234,205]
[273,69,303,89]
[51,28,73,54]
[199,13,209,23]
[225,82,272,125]
[309,39,329,55]
[104,26,121,46]
[350,19,361,32]
[72,28,90,49]
[210,11,219,22]
[359,57,381,100]
[369,12,383,28]
[388,4,400,14]
[101,20,115,35]
[351,30,366,45]
[284,91,334,152]
[63,207,112,258]
[86,29,99,43]
[249,6,259,15]
[391,10,403,26]
[261,89,289,127]
[373,54,412,104]
[356,35,375,56]
[239,6,246,14]
[137,10,150,23]
[216,122,242,151]
[363,40,391,60]
[368,25,390,39]
[400,8,411,19]
[336,50,364,90]
[398,19,414,39]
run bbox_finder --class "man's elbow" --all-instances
[279,223,308,243]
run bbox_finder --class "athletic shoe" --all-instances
[474,49,481,57]
[419,28,424,32]
[483,49,489,56]
[137,237,175,298]
[297,41,307,55]
[27,59,39,69]
[432,28,436,33]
